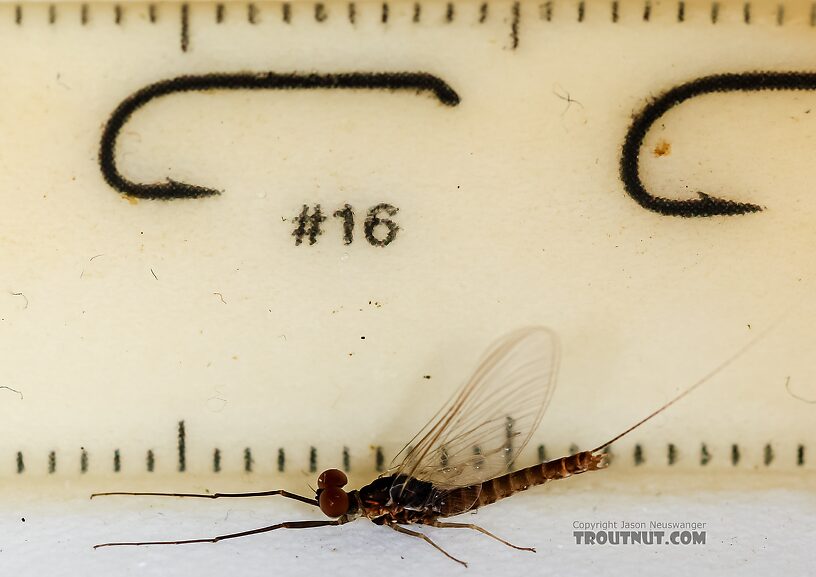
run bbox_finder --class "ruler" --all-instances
[0,0,814,486]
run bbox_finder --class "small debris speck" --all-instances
[653,139,671,157]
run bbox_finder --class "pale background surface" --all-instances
[0,0,813,477]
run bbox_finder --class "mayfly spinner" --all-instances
[92,326,758,566]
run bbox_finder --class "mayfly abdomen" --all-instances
[474,451,606,508]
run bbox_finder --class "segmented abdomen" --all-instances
[468,450,607,509]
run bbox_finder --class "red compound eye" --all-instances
[319,486,349,518]
[317,468,348,489]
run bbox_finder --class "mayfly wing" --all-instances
[389,327,560,498]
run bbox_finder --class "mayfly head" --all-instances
[315,468,351,518]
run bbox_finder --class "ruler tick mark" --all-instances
[310,446,317,473]
[146,449,155,472]
[149,3,157,23]
[578,1,585,22]
[381,2,389,23]
[81,3,89,25]
[375,446,385,472]
[48,4,56,25]
[701,443,711,465]
[244,447,254,472]
[248,3,258,24]
[48,451,56,474]
[479,2,487,22]
[178,420,186,472]
[114,4,122,25]
[643,0,651,21]
[114,449,121,472]
[743,2,751,23]
[811,3,816,26]
[216,3,224,23]
[511,2,520,50]
[677,1,685,22]
[764,443,774,466]
[282,2,291,23]
[16,451,24,474]
[797,444,805,466]
[711,2,720,23]
[445,2,454,22]
[776,4,784,25]
[315,3,327,22]
[731,444,740,466]
[348,2,356,24]
[612,0,618,22]
[541,1,551,21]
[81,448,88,473]
[14,4,21,25]
[213,448,221,472]
[343,446,350,472]
[413,2,421,23]
[277,448,285,472]
[181,3,190,51]
[633,444,643,465]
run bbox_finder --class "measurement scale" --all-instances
[0,0,814,491]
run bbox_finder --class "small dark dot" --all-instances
[360,336,365,340]
[423,375,431,379]
[21,517,25,522]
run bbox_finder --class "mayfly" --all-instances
[92,326,760,566]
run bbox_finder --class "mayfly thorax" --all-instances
[92,326,768,566]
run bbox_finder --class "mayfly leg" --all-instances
[94,519,343,548]
[90,489,318,507]
[426,520,535,552]
[386,521,468,567]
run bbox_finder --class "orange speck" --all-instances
[653,140,671,157]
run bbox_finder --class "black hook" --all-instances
[99,71,460,200]
[620,71,816,217]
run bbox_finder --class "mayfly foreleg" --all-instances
[91,489,318,507]
[94,519,343,548]
[426,520,535,552]
[386,521,468,567]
